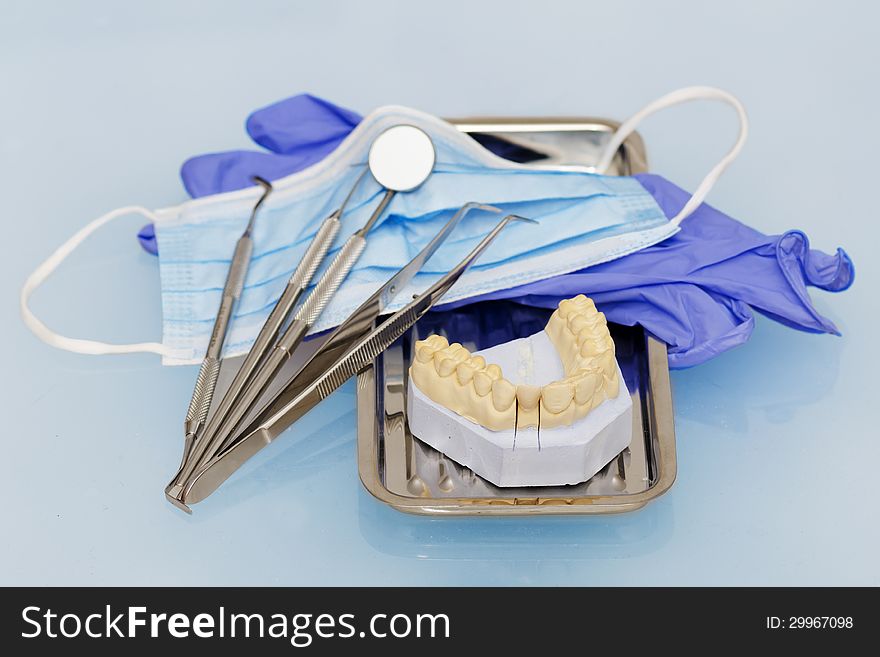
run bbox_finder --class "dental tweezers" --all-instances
[179,206,535,506]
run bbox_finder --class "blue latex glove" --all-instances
[140,93,854,368]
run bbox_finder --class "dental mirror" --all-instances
[368,124,435,192]
[354,124,436,236]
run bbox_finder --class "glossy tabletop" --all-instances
[2,0,877,585]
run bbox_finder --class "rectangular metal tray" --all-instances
[356,117,676,515]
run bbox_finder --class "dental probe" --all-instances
[175,176,272,483]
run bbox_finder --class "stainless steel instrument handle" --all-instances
[293,233,367,328]
[183,234,252,434]
[206,236,252,353]
[287,214,342,294]
[226,237,253,299]
[182,356,221,436]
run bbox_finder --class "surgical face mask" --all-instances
[21,87,747,365]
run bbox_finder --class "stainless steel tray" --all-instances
[356,117,676,515]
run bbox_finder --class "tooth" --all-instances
[470,355,486,369]
[473,371,493,396]
[516,384,541,410]
[435,343,469,365]
[416,345,435,363]
[433,352,448,372]
[426,334,448,348]
[433,343,460,365]
[416,336,442,351]
[542,380,573,413]
[573,371,600,404]
[569,314,589,333]
[450,347,470,363]
[491,378,516,411]
[437,358,457,377]
[557,298,576,319]
[485,364,502,380]
[456,361,477,385]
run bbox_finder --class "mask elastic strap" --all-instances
[20,206,178,357]
[596,86,749,226]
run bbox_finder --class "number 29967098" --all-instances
[766,616,853,629]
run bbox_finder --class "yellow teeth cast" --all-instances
[409,295,620,431]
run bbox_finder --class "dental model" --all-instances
[410,295,619,431]
[407,295,633,487]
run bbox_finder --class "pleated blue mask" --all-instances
[21,90,746,365]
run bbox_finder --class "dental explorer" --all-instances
[175,176,273,480]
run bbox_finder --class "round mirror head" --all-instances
[368,125,435,192]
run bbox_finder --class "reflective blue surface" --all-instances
[2,0,877,585]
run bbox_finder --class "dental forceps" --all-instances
[176,176,272,474]
[178,205,535,506]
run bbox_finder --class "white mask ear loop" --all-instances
[20,206,177,357]
[596,86,749,226]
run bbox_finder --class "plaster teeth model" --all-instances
[409,294,619,431]
[407,295,633,487]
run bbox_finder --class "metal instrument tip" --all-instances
[505,214,538,224]
[245,176,274,233]
[164,486,193,514]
